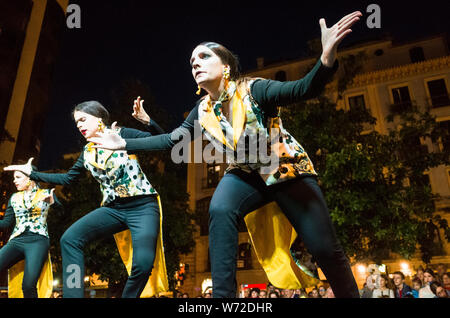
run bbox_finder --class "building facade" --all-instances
[179,34,450,296]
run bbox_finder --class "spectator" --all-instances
[392,271,413,298]
[241,288,250,298]
[372,274,394,298]
[283,289,294,298]
[268,291,279,298]
[309,287,321,298]
[203,292,212,298]
[416,266,425,286]
[259,289,267,298]
[430,281,449,298]
[442,272,450,291]
[182,292,189,298]
[411,277,422,298]
[436,263,447,283]
[318,286,327,298]
[250,288,260,298]
[419,268,437,298]
[360,282,373,298]
[325,287,335,298]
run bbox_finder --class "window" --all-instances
[275,70,287,82]
[237,243,253,270]
[391,86,412,113]
[348,94,366,111]
[409,47,425,63]
[427,79,450,108]
[195,197,212,236]
[205,163,221,188]
[437,120,450,153]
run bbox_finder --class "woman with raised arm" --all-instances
[88,11,363,298]
[0,166,58,298]
[4,100,168,298]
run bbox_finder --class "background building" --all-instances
[179,33,450,296]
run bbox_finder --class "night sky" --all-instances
[38,0,450,170]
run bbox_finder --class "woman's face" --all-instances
[417,270,424,279]
[13,170,31,191]
[74,111,102,140]
[190,45,226,87]
[379,277,386,287]
[250,291,259,298]
[443,274,450,286]
[423,272,434,283]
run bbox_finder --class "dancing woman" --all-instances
[88,11,362,298]
[0,167,57,297]
[4,101,168,298]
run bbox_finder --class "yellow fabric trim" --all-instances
[8,253,53,298]
[231,85,247,149]
[199,101,234,150]
[244,201,320,289]
[85,142,114,170]
[113,195,168,297]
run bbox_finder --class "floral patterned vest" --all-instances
[198,79,317,186]
[9,188,51,241]
[84,128,157,206]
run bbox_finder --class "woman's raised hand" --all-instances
[3,157,33,176]
[43,188,55,205]
[87,121,127,150]
[132,96,150,125]
[319,11,362,67]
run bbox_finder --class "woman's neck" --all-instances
[203,79,226,101]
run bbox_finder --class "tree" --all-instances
[282,53,450,265]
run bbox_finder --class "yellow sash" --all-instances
[244,202,320,289]
[8,253,53,298]
[198,83,247,151]
[113,195,168,297]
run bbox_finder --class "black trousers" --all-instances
[0,231,49,298]
[208,169,360,298]
[60,195,160,298]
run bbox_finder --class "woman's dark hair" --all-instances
[429,281,443,296]
[424,268,436,278]
[72,101,110,125]
[199,42,241,80]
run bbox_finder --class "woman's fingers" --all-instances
[337,16,360,36]
[337,11,362,27]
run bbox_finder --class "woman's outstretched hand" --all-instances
[132,96,150,125]
[87,121,126,150]
[320,11,362,67]
[43,188,55,205]
[3,157,33,176]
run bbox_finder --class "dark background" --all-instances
[38,0,450,169]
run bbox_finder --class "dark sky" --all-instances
[38,0,450,169]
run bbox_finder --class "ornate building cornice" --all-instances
[349,55,450,88]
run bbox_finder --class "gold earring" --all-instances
[98,119,105,132]
[196,85,201,95]
[223,66,230,80]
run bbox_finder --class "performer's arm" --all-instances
[131,96,165,135]
[0,199,15,231]
[250,59,338,115]
[251,10,361,116]
[30,153,85,186]
[89,102,200,152]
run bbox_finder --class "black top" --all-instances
[29,120,164,186]
[124,58,338,152]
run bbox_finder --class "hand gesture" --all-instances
[88,121,126,150]
[3,157,33,176]
[132,96,150,125]
[319,11,362,67]
[43,188,55,205]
